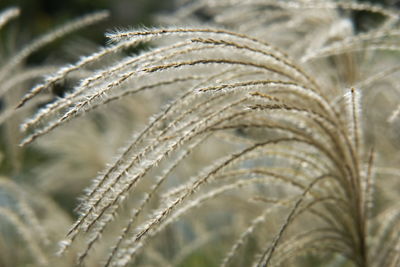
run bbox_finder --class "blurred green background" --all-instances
[0,0,398,59]
[0,0,175,65]
[2,0,398,37]
[0,0,175,35]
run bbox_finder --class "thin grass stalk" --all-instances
[0,207,48,266]
[102,135,209,267]
[0,7,19,30]
[0,11,109,88]
[256,174,336,267]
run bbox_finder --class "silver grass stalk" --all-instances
[17,1,400,266]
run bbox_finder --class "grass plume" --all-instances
[6,0,400,266]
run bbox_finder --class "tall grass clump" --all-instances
[0,7,108,266]
[13,0,400,266]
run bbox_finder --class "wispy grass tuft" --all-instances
[15,0,400,266]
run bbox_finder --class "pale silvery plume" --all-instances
[19,0,400,266]
[0,7,108,266]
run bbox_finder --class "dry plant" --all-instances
[0,7,108,266]
[2,0,400,266]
